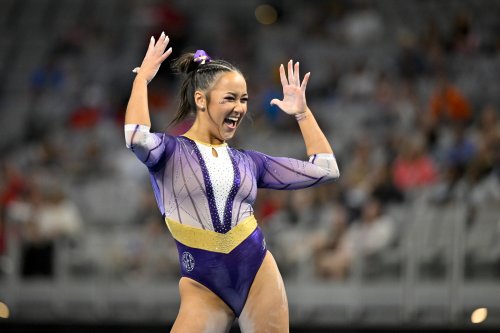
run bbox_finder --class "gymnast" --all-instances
[124,32,339,333]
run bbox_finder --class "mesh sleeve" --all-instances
[124,124,171,169]
[244,150,340,190]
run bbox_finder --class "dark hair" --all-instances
[169,52,242,127]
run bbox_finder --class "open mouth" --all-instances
[223,116,240,129]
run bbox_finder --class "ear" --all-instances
[194,91,206,111]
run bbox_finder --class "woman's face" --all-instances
[202,71,248,142]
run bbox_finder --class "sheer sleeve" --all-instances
[124,124,174,170]
[244,150,340,190]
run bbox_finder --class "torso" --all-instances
[149,136,257,233]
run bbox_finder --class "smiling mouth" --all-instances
[224,116,240,129]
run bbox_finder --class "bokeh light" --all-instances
[0,302,10,319]
[255,4,278,25]
[471,308,488,324]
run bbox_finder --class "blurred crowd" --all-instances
[0,0,499,284]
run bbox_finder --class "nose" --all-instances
[234,100,246,112]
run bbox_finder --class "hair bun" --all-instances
[193,50,212,65]
[171,52,197,74]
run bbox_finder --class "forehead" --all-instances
[211,72,247,94]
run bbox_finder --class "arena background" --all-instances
[0,0,499,332]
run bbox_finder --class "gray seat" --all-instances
[414,203,467,280]
[465,204,500,279]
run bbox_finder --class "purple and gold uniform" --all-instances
[125,124,339,316]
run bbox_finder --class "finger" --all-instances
[270,98,284,109]
[145,36,155,58]
[160,35,170,53]
[162,34,169,46]
[294,62,300,86]
[301,72,310,92]
[153,32,165,54]
[287,60,294,85]
[159,47,173,62]
[154,34,169,58]
[279,64,288,87]
[132,67,140,73]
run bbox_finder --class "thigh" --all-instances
[238,251,289,333]
[171,277,235,333]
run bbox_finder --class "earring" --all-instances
[201,106,206,111]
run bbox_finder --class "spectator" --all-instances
[392,134,438,192]
[420,19,446,75]
[338,62,376,101]
[36,186,83,241]
[447,12,480,56]
[0,162,27,261]
[474,104,500,142]
[469,134,500,205]
[315,198,395,280]
[396,32,427,80]
[370,162,405,205]
[14,184,83,279]
[342,5,383,46]
[443,123,477,178]
[428,72,472,126]
[343,136,378,219]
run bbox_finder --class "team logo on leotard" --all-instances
[181,252,195,272]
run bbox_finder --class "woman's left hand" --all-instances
[270,60,310,116]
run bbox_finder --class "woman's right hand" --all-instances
[132,32,172,84]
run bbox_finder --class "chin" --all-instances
[222,130,237,141]
[223,133,235,141]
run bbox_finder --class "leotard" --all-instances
[125,124,339,315]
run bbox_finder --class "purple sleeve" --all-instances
[243,150,339,190]
[125,124,176,170]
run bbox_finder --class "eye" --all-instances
[241,97,249,104]
[224,96,235,101]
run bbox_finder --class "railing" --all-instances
[1,201,499,327]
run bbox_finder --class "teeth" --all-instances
[227,117,239,121]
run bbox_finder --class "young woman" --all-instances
[125,32,339,333]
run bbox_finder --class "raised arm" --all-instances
[125,32,172,127]
[124,32,173,168]
[270,60,333,156]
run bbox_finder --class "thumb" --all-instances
[270,99,283,109]
[132,67,140,73]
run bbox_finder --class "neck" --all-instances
[184,118,225,145]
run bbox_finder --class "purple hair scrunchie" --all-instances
[194,50,212,65]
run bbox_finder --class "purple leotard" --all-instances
[125,124,339,315]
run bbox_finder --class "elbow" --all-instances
[124,136,136,150]
[125,139,143,151]
[325,158,340,180]
[311,154,340,181]
[124,124,149,150]
[333,168,340,179]
[328,167,340,180]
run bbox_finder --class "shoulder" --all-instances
[147,133,181,172]
[228,148,266,170]
[229,148,265,162]
[158,132,179,151]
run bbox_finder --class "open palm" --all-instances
[132,32,172,84]
[271,60,310,115]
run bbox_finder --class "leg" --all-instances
[171,277,235,333]
[238,251,289,333]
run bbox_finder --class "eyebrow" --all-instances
[225,92,248,97]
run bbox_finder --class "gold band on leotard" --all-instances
[165,215,258,254]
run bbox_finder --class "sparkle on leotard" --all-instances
[125,124,339,233]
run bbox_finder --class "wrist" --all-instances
[134,75,150,86]
[295,108,311,121]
